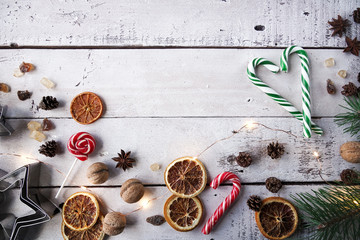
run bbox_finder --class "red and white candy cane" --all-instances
[55,132,96,198]
[201,172,241,235]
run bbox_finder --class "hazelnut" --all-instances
[86,162,109,184]
[120,178,144,203]
[103,212,126,236]
[340,141,360,163]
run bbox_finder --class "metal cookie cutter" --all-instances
[0,164,57,240]
[0,105,14,136]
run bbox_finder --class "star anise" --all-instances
[344,37,360,56]
[328,15,350,37]
[112,149,135,171]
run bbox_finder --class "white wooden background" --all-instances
[0,0,359,239]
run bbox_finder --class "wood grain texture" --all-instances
[22,185,319,239]
[0,49,359,119]
[0,0,358,47]
[1,117,357,188]
[1,2,360,238]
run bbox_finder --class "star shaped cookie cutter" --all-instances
[0,105,14,136]
[0,164,56,240]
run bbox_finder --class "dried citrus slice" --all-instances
[70,92,103,124]
[255,197,298,240]
[62,215,105,240]
[164,156,207,198]
[62,192,100,231]
[164,195,203,232]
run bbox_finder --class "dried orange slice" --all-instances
[70,92,103,124]
[164,195,203,232]
[61,215,105,240]
[164,156,207,198]
[255,197,298,240]
[62,192,100,231]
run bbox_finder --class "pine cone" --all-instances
[266,177,282,193]
[247,195,262,212]
[39,140,57,157]
[340,169,358,185]
[354,8,360,23]
[236,152,252,167]
[341,82,358,97]
[39,96,59,110]
[267,142,285,159]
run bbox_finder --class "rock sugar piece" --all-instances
[150,163,160,171]
[327,79,336,94]
[70,92,103,124]
[17,90,31,101]
[19,62,35,73]
[338,70,347,78]
[27,121,42,131]
[40,77,55,89]
[0,83,10,93]
[29,130,46,142]
[324,58,335,67]
[13,68,24,77]
[42,118,54,131]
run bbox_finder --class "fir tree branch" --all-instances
[291,176,360,240]
[335,95,360,139]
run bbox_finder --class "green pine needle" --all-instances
[291,175,360,240]
[335,95,360,140]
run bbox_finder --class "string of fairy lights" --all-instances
[0,120,326,215]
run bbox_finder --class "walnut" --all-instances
[86,162,109,184]
[340,141,360,163]
[120,179,145,203]
[103,212,126,236]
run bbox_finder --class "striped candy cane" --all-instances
[247,57,323,136]
[201,172,241,235]
[281,46,312,138]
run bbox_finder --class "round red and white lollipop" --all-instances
[55,132,96,198]
[67,132,96,161]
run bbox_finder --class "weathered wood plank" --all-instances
[25,185,319,239]
[0,0,358,47]
[1,118,358,187]
[0,49,358,118]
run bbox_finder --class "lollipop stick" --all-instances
[55,158,78,199]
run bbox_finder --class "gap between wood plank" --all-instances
[6,116,334,120]
[0,45,345,50]
[30,181,336,189]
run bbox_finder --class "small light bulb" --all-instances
[246,121,256,130]
[140,198,150,209]
[354,200,359,205]
[313,151,320,158]
[80,186,87,191]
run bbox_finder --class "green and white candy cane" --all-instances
[281,45,314,138]
[247,57,323,136]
